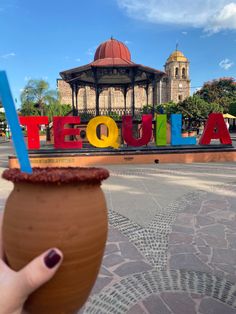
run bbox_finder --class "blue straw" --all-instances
[0,71,32,173]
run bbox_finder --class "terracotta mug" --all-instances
[2,167,109,314]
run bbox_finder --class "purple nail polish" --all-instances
[44,250,61,269]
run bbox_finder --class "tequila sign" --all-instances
[19,113,232,150]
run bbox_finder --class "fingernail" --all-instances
[44,249,61,269]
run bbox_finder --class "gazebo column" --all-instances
[123,86,128,113]
[83,86,87,111]
[158,79,162,104]
[92,68,100,116]
[70,84,76,116]
[75,85,80,115]
[145,83,149,105]
[108,88,112,113]
[95,86,100,116]
[131,71,135,117]
[152,77,158,115]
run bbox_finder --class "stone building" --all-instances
[162,50,190,103]
[57,38,190,114]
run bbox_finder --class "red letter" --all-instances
[199,113,232,145]
[122,114,153,147]
[53,116,82,149]
[19,116,49,149]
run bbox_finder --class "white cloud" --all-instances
[0,52,16,58]
[117,0,236,33]
[208,3,236,33]
[219,58,234,70]
[182,31,188,35]
[75,58,81,62]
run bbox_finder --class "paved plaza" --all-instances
[0,142,236,313]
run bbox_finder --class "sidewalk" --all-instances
[1,163,236,313]
[0,138,10,144]
[80,164,236,313]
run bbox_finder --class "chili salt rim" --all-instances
[2,167,109,184]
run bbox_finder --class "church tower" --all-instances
[163,49,190,103]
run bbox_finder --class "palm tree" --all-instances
[45,101,71,122]
[20,79,58,116]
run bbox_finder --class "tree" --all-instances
[195,77,236,113]
[20,101,40,116]
[20,79,58,116]
[178,95,222,120]
[177,95,223,130]
[141,102,179,115]
[0,101,7,132]
[162,102,180,115]
[229,102,236,116]
[44,101,71,122]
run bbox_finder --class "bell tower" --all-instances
[164,48,190,103]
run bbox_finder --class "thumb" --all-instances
[17,248,63,297]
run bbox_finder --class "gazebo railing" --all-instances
[76,107,144,121]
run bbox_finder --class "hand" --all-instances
[0,213,63,314]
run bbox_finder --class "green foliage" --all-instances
[161,102,180,115]
[20,79,58,116]
[44,102,71,122]
[20,79,72,121]
[107,111,122,121]
[195,77,236,112]
[178,95,223,120]
[229,102,236,116]
[0,102,7,130]
[141,105,153,114]
[20,101,40,116]
[141,103,179,115]
[79,112,95,121]
[0,111,5,122]
[140,96,224,131]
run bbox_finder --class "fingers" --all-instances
[17,248,63,296]
[0,249,63,314]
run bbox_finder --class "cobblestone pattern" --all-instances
[83,269,236,313]
[81,184,236,313]
[108,190,207,270]
[87,226,152,298]
[128,292,236,314]
[168,184,236,285]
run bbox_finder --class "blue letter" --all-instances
[171,114,196,146]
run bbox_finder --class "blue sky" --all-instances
[0,0,235,107]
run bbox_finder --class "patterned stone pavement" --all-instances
[81,182,236,313]
[1,159,236,313]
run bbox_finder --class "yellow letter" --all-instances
[86,116,119,148]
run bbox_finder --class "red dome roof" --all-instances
[92,38,133,66]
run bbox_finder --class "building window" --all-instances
[175,67,179,77]
[182,68,186,78]
[178,95,183,101]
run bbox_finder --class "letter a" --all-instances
[199,113,232,145]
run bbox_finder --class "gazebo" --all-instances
[60,38,166,117]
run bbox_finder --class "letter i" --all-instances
[156,114,167,146]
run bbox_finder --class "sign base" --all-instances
[8,145,236,168]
